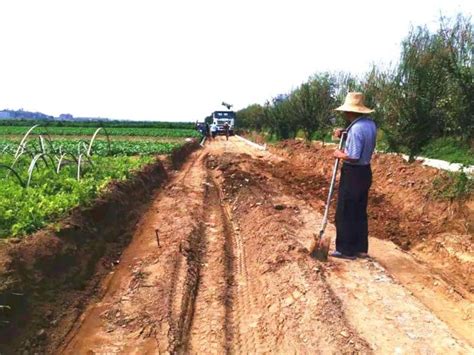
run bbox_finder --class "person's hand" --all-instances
[333,149,346,159]
[333,128,345,138]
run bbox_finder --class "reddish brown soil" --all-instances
[0,137,472,354]
[270,140,473,294]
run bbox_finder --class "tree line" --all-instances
[236,15,473,161]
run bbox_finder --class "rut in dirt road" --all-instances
[211,169,269,354]
[59,150,210,353]
[53,137,472,354]
[186,176,230,353]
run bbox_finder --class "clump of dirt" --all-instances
[0,142,200,354]
[270,140,473,294]
[210,154,258,200]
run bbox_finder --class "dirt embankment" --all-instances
[269,140,473,294]
[0,141,199,353]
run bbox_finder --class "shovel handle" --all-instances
[319,132,346,234]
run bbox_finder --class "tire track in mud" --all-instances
[213,177,267,354]
[209,150,371,353]
[187,157,267,354]
[161,152,209,353]
[185,176,228,354]
[167,224,206,353]
[59,147,271,354]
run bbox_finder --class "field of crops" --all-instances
[1,139,181,156]
[0,126,200,138]
[0,124,198,238]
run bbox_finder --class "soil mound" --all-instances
[271,140,473,294]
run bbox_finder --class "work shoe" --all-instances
[330,251,356,260]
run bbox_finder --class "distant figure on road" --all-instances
[200,124,207,137]
[211,123,218,139]
[223,122,230,141]
[331,92,377,260]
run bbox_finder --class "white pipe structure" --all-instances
[235,135,267,151]
[27,153,45,187]
[399,154,474,175]
[87,127,111,156]
[76,153,94,181]
[14,124,40,159]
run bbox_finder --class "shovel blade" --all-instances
[309,233,330,261]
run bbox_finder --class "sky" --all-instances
[0,0,472,121]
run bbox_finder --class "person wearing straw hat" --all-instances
[331,92,377,260]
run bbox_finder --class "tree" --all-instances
[435,15,473,140]
[381,26,446,161]
[236,104,264,131]
[291,74,336,141]
[264,94,297,140]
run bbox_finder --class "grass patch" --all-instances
[420,137,474,165]
[430,171,473,200]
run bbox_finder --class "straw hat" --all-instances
[335,92,374,114]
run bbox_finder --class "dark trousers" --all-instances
[335,164,372,256]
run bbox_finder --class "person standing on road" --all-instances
[211,122,218,139]
[331,92,377,260]
[223,122,230,141]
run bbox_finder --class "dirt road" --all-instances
[56,137,472,354]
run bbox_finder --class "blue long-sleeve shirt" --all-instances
[344,117,377,166]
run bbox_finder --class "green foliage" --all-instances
[0,139,181,157]
[435,15,474,139]
[378,26,446,161]
[431,170,473,200]
[292,73,337,141]
[0,119,196,129]
[236,104,265,131]
[420,137,474,165]
[263,95,298,140]
[0,126,200,138]
[0,156,153,238]
[0,123,192,239]
[311,131,334,143]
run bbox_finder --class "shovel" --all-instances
[309,132,346,261]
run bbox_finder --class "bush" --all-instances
[431,171,473,200]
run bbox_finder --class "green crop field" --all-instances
[0,139,181,157]
[0,126,200,138]
[0,123,198,239]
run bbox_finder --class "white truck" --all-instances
[211,111,235,136]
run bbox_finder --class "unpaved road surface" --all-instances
[57,137,472,354]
